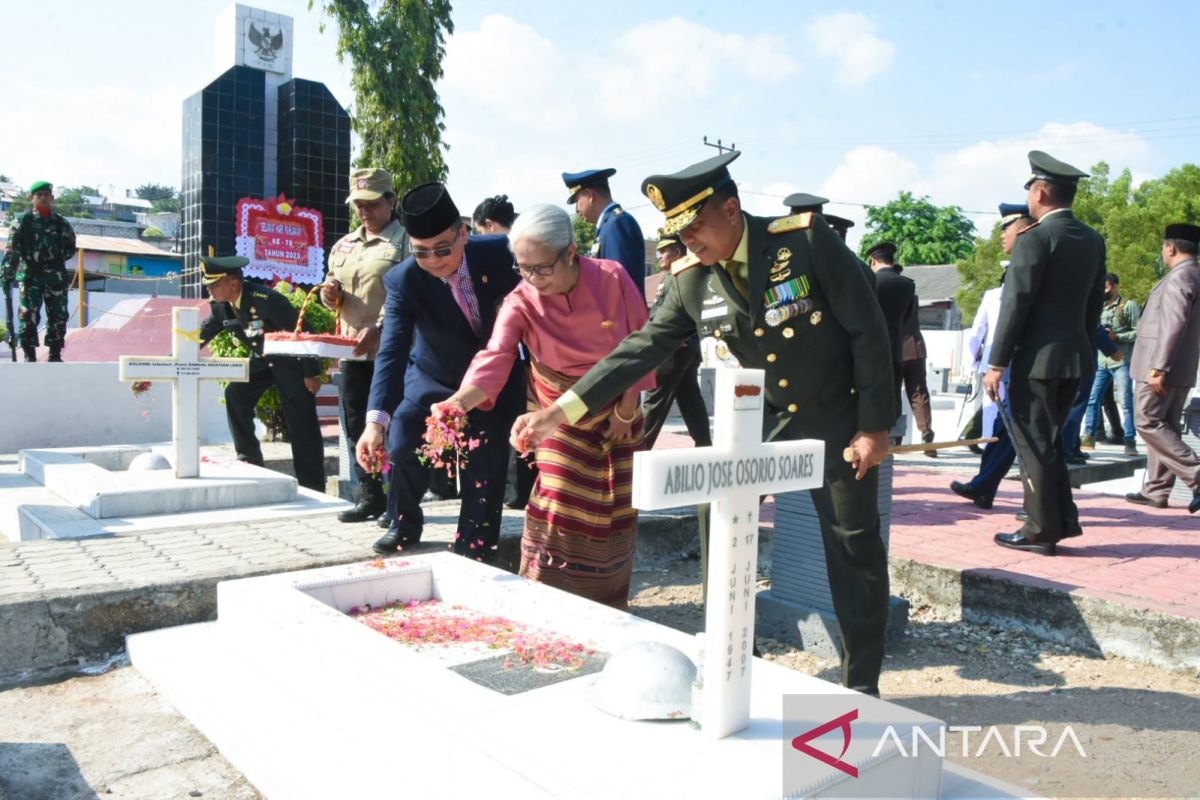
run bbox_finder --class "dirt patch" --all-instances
[629,558,1200,798]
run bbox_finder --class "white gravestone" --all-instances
[631,367,824,739]
[119,306,249,479]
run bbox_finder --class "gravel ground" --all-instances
[1,558,1197,799]
[629,559,1200,799]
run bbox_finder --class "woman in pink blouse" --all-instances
[434,204,653,608]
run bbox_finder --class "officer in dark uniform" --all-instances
[563,167,646,293]
[784,193,870,281]
[197,255,326,492]
[641,232,713,450]
[985,151,1106,555]
[783,192,857,240]
[865,241,912,425]
[517,152,896,695]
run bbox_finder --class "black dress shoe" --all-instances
[373,526,420,555]
[1062,520,1083,538]
[994,532,1056,555]
[1015,510,1029,522]
[338,485,387,523]
[376,511,395,529]
[1065,454,1088,465]
[1125,492,1167,509]
[950,480,993,509]
[1190,491,1200,514]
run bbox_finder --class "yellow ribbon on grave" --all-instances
[172,327,203,344]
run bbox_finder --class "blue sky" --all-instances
[4,1,1197,246]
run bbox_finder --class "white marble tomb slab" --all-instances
[19,444,296,518]
[129,553,956,800]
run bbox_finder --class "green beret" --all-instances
[28,181,52,195]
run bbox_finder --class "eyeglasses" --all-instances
[411,226,461,260]
[514,247,567,277]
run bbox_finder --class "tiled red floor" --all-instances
[652,430,1200,621]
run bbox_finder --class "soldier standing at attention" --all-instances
[984,151,1106,555]
[322,168,411,524]
[515,152,895,696]
[865,241,913,427]
[3,181,76,362]
[562,167,646,294]
[867,242,937,456]
[198,256,326,493]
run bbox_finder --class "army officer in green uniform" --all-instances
[198,255,326,493]
[513,152,896,695]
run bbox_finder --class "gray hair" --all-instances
[507,203,575,253]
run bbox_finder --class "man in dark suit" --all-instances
[866,241,913,427]
[356,183,525,559]
[984,151,1107,555]
[516,152,895,695]
[1127,223,1200,513]
[563,167,646,293]
[197,256,326,492]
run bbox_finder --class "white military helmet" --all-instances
[589,641,696,721]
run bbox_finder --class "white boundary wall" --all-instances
[0,363,230,452]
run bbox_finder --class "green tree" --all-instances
[5,196,30,222]
[859,191,976,265]
[151,196,181,214]
[954,224,1005,327]
[51,188,94,218]
[311,0,453,193]
[142,226,166,239]
[573,214,596,255]
[135,183,176,203]
[1074,161,1200,305]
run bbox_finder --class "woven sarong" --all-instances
[521,358,642,609]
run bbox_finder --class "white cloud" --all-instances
[806,12,895,86]
[812,122,1154,246]
[924,121,1151,214]
[441,15,574,130]
[0,76,182,191]
[818,146,920,206]
[590,17,798,120]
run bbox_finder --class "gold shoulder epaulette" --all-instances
[767,212,814,234]
[671,253,701,275]
[1016,221,1040,235]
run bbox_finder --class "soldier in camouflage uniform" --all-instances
[3,181,77,361]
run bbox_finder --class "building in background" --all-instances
[179,3,349,298]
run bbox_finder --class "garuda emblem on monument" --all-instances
[248,23,284,61]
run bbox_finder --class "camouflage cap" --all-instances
[28,181,52,195]
[347,168,394,203]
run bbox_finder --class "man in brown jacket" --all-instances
[1126,223,1200,513]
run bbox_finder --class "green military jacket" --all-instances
[572,213,896,444]
[1098,292,1140,368]
[6,210,76,281]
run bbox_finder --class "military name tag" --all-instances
[701,306,729,319]
[336,242,356,254]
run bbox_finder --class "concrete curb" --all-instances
[0,507,699,683]
[890,556,1200,673]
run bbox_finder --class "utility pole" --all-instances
[703,136,736,154]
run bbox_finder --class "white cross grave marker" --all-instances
[119,306,249,479]
[632,367,824,739]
